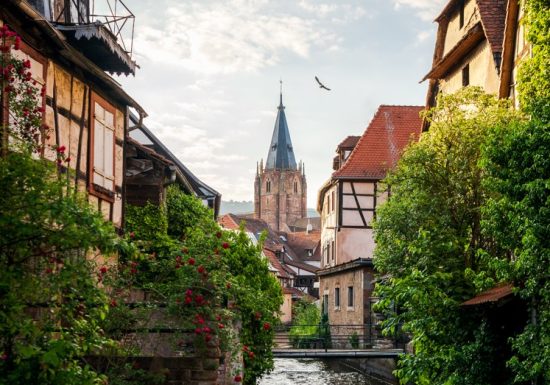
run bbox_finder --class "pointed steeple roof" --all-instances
[265,88,297,170]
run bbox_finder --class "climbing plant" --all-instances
[373,88,523,385]
[120,186,282,385]
[482,1,550,383]
[0,24,121,385]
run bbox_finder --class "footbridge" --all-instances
[273,323,405,359]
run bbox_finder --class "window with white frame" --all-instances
[92,101,115,191]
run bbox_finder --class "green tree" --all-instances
[289,299,320,348]
[373,88,522,385]
[481,2,550,382]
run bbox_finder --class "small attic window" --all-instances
[462,64,470,87]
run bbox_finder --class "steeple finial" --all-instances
[279,79,284,109]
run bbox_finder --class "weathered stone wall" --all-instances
[255,168,306,231]
[320,266,379,347]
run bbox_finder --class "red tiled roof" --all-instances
[218,213,240,230]
[435,0,506,56]
[264,249,292,279]
[337,135,361,150]
[461,283,513,306]
[476,0,507,57]
[332,105,423,179]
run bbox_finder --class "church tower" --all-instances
[255,87,307,232]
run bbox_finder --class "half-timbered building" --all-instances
[317,105,423,337]
[423,0,528,112]
[127,114,221,217]
[1,0,145,230]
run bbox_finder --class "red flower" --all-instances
[248,351,255,359]
[205,334,212,342]
[185,289,193,296]
[234,374,242,382]
[255,311,262,320]
[216,231,222,239]
[194,327,202,335]
[56,145,66,153]
[129,231,135,238]
[65,157,71,163]
[226,282,232,289]
[110,299,117,307]
[222,242,230,249]
[195,294,204,304]
[218,323,224,329]
[242,345,249,352]
[197,265,205,274]
[99,266,108,274]
[185,296,192,304]
[263,322,271,331]
[188,257,195,265]
[202,326,211,334]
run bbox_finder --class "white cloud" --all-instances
[393,0,447,21]
[132,0,343,74]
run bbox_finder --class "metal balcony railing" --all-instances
[52,0,135,56]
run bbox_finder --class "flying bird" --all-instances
[315,76,331,91]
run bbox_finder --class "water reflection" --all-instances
[258,358,389,385]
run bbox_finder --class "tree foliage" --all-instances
[121,187,282,385]
[481,1,550,382]
[373,88,523,385]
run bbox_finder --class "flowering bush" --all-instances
[1,24,48,156]
[0,24,133,385]
[118,186,282,384]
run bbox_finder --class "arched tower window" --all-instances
[266,180,271,193]
[294,180,298,194]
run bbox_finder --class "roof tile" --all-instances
[332,105,423,179]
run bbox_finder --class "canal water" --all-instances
[258,358,393,385]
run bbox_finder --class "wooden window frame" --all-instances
[89,91,116,202]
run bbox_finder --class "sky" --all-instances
[116,0,447,207]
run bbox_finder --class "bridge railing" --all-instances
[274,323,407,351]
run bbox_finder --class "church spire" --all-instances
[265,81,297,170]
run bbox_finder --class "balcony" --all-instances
[32,0,136,75]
